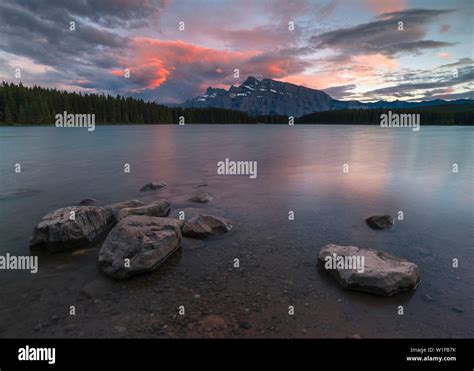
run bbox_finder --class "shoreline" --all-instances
[1,123,473,127]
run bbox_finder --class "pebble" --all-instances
[239,321,251,329]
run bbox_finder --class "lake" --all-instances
[0,124,473,338]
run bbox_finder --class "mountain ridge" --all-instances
[182,76,472,117]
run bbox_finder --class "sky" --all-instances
[0,0,472,104]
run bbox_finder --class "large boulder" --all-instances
[98,215,182,279]
[140,181,167,192]
[318,244,420,296]
[182,214,232,238]
[117,200,170,221]
[30,206,115,252]
[365,215,393,230]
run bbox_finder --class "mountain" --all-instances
[182,76,472,117]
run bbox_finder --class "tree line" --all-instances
[1,81,472,125]
[0,82,257,124]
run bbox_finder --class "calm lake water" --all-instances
[0,124,473,338]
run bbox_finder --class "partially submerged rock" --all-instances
[140,181,167,192]
[188,192,213,203]
[105,199,144,216]
[98,215,182,279]
[30,206,115,252]
[365,215,393,230]
[318,244,420,296]
[117,200,170,221]
[182,214,232,238]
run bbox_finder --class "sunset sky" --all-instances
[0,0,472,104]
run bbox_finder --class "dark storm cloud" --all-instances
[0,1,128,69]
[311,8,455,56]
[2,0,170,29]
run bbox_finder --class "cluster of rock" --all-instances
[30,191,419,297]
[30,184,232,279]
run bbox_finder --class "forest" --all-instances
[1,82,472,125]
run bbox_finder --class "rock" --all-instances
[188,192,213,203]
[365,215,393,230]
[30,206,115,252]
[451,307,464,313]
[78,198,100,206]
[318,244,420,296]
[117,200,170,221]
[98,215,182,279]
[239,321,252,329]
[105,199,145,218]
[182,214,232,238]
[140,181,167,192]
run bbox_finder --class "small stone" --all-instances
[451,307,464,313]
[188,192,213,203]
[239,321,251,329]
[365,215,393,230]
[140,181,167,192]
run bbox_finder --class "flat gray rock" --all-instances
[117,200,170,221]
[98,215,182,279]
[182,214,232,238]
[30,206,115,252]
[318,244,420,296]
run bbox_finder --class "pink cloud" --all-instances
[437,52,451,59]
[364,0,406,14]
[109,37,309,96]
